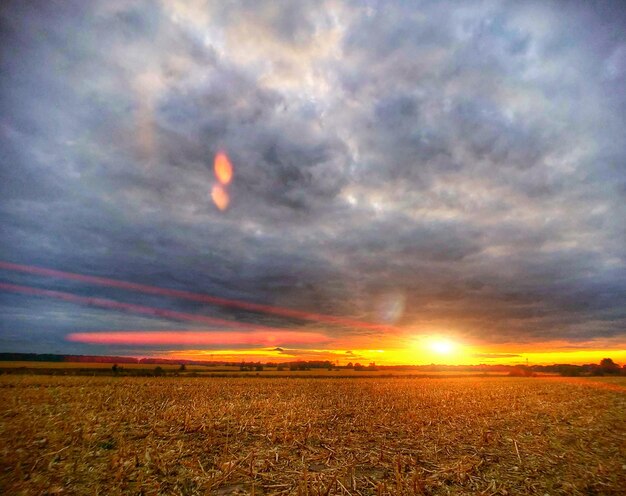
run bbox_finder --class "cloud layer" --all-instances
[1,0,625,355]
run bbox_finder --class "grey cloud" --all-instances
[1,0,626,354]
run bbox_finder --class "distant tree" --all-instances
[557,365,581,377]
[590,364,604,376]
[153,366,164,376]
[255,364,264,371]
[354,363,365,371]
[346,362,354,369]
[600,358,620,375]
[111,363,119,374]
[287,361,307,371]
[277,364,285,371]
[179,363,187,372]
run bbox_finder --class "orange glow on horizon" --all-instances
[214,151,233,185]
[162,345,626,367]
[160,334,626,366]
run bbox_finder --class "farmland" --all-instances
[1,376,625,495]
[0,361,511,378]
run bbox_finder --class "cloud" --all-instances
[1,0,626,355]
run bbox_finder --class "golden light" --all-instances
[402,335,464,363]
[429,339,455,355]
[211,184,229,210]
[214,151,233,185]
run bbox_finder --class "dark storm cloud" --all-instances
[1,0,625,354]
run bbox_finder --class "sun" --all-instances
[429,339,455,355]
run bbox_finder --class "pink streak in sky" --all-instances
[0,261,391,331]
[67,330,329,346]
[0,282,312,335]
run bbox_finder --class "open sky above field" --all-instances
[1,0,626,365]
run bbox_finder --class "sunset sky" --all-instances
[1,1,625,365]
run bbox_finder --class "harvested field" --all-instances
[0,362,510,377]
[1,376,625,495]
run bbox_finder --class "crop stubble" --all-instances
[0,376,625,495]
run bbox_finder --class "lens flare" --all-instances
[211,184,229,210]
[214,151,233,185]
[375,291,405,324]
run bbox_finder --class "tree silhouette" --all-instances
[600,358,620,375]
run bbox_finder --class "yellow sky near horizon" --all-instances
[162,341,626,366]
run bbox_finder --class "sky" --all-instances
[1,0,625,365]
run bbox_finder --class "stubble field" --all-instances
[1,375,625,495]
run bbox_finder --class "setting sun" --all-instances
[430,339,455,355]
[397,335,468,364]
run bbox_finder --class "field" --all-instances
[1,376,625,495]
[0,362,512,378]
[0,361,234,372]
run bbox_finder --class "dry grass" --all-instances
[1,376,624,495]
